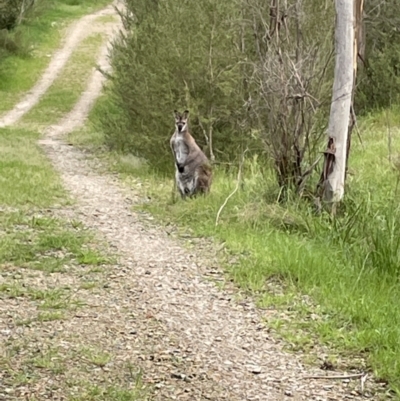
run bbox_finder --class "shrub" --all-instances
[356,0,400,112]
[99,0,251,173]
[101,0,400,193]
[0,0,35,31]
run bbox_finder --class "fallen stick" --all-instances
[215,148,248,227]
[302,373,365,380]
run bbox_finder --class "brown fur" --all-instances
[170,110,212,198]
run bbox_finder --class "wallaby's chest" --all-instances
[173,135,189,164]
[173,135,186,149]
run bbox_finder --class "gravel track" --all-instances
[1,1,384,399]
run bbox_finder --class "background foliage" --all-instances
[0,0,34,31]
[356,0,400,111]
[100,0,253,173]
[2,0,400,394]
[100,0,400,183]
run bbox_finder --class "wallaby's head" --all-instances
[173,110,189,133]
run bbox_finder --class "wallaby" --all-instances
[170,110,212,199]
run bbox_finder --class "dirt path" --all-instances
[1,2,383,400]
[0,2,117,128]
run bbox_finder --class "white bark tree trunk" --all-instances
[324,0,354,206]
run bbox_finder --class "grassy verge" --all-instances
[0,126,129,398]
[70,99,400,398]
[0,0,112,114]
[0,125,148,400]
[0,3,148,398]
[0,97,146,398]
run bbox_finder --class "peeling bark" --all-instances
[322,0,354,208]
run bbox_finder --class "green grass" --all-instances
[80,346,111,367]
[0,127,65,206]
[28,347,65,374]
[0,125,89,274]
[0,0,112,114]
[0,284,85,311]
[22,33,105,127]
[37,311,66,321]
[0,211,111,273]
[71,98,400,398]
[69,384,148,401]
[68,94,112,149]
[0,126,108,273]
[0,5,145,399]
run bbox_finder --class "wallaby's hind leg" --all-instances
[196,164,213,195]
[175,172,189,200]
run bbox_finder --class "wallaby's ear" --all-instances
[174,110,181,122]
[182,110,189,120]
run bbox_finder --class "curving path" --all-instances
[1,1,383,400]
[0,3,116,128]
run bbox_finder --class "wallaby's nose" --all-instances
[178,124,183,132]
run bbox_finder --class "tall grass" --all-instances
[133,164,400,393]
[72,98,400,396]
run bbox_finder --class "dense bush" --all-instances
[0,0,35,31]
[100,0,334,182]
[101,0,400,185]
[0,0,20,30]
[356,0,400,112]
[100,0,251,173]
[0,0,36,59]
[240,0,334,192]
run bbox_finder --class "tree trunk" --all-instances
[345,0,364,179]
[321,0,354,212]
